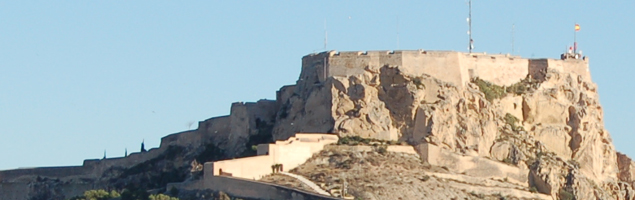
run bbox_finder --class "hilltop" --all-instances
[1,50,634,200]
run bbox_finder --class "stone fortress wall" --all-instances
[0,97,281,199]
[0,97,277,175]
[205,133,339,180]
[302,50,590,88]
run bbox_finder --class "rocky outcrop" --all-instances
[267,60,635,199]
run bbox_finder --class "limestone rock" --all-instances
[267,58,634,199]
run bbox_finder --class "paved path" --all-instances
[279,172,331,196]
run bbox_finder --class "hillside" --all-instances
[286,145,551,200]
[1,50,634,200]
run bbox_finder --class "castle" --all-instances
[300,50,590,88]
[0,50,594,200]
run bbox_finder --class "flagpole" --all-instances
[574,23,577,53]
[468,0,472,53]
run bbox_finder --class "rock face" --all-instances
[267,51,635,199]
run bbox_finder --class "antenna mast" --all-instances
[397,15,400,49]
[511,24,515,54]
[467,0,473,53]
[324,19,328,50]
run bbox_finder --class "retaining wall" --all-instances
[206,134,337,180]
[415,143,529,186]
[206,176,340,200]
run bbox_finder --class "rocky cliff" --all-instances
[268,56,635,199]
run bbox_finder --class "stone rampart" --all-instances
[0,166,89,181]
[276,85,296,107]
[198,116,231,147]
[528,58,590,82]
[400,51,467,87]
[161,130,204,148]
[83,115,236,178]
[226,100,278,157]
[0,181,93,200]
[546,58,591,81]
[302,50,591,89]
[463,54,528,86]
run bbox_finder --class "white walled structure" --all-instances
[204,133,338,181]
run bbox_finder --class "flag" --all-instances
[575,24,580,32]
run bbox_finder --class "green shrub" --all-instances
[502,157,514,165]
[507,82,527,95]
[504,113,522,131]
[71,189,120,200]
[473,76,537,101]
[168,186,179,197]
[559,189,574,200]
[412,77,425,89]
[507,75,538,95]
[149,194,179,200]
[376,146,387,154]
[529,186,538,193]
[337,136,398,146]
[473,77,506,101]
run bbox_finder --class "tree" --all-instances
[71,189,120,200]
[121,184,149,200]
[141,140,147,152]
[149,194,179,200]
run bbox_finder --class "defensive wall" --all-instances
[0,99,277,180]
[415,143,529,187]
[276,85,296,108]
[0,181,93,200]
[205,133,338,180]
[225,100,278,157]
[0,148,170,183]
[0,166,87,182]
[302,50,590,88]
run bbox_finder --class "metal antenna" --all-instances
[511,24,515,55]
[467,0,473,53]
[324,19,328,50]
[397,15,400,49]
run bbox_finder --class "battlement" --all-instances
[301,50,590,88]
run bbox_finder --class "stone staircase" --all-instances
[279,172,331,196]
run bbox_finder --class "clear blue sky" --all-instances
[0,1,633,170]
